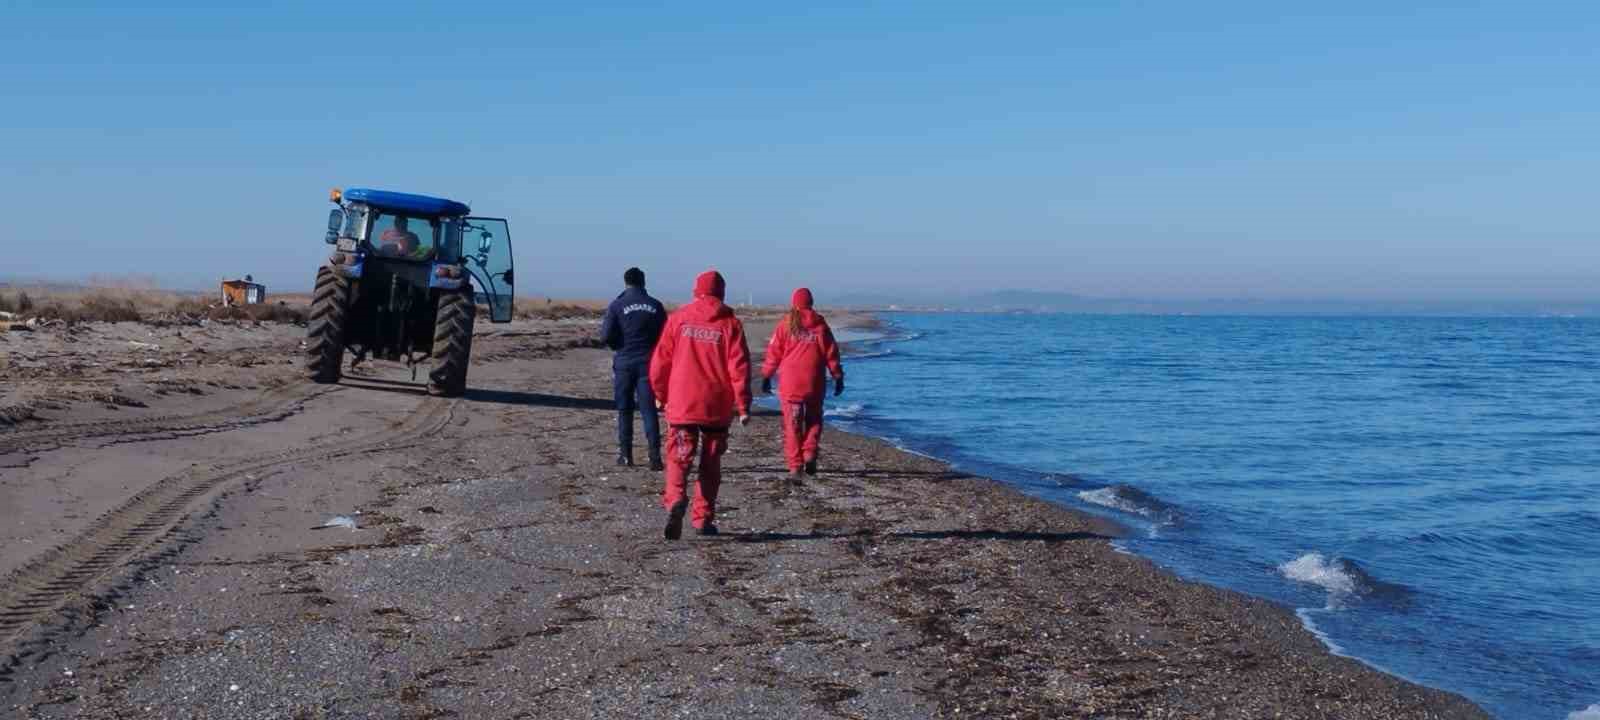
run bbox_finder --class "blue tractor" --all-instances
[308,188,515,396]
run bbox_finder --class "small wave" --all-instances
[1077,485,1181,523]
[1280,553,1364,595]
[1045,472,1089,487]
[1416,380,1473,391]
[882,436,940,460]
[1570,704,1600,720]
[1279,553,1411,608]
[825,402,867,419]
[848,348,895,360]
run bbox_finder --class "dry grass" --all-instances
[0,287,829,327]
[0,287,617,326]
[0,287,308,325]
[0,290,36,315]
[0,287,824,328]
[504,297,798,322]
[511,297,607,321]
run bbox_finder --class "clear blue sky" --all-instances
[3,1,1596,303]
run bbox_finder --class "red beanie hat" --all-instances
[694,270,726,300]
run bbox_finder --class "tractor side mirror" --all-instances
[326,209,346,244]
[478,231,494,254]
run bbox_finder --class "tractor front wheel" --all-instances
[428,289,475,397]
[306,266,350,384]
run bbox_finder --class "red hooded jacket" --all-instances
[650,271,752,427]
[761,288,845,402]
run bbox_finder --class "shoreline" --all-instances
[819,428,1491,713]
[825,421,1486,711]
[802,312,1498,715]
[0,317,1491,717]
[753,313,1492,717]
[771,417,1490,717]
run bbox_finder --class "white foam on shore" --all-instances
[1279,553,1359,595]
[883,436,940,461]
[1077,487,1152,517]
[1294,608,1347,656]
[825,403,868,419]
[1293,608,1418,692]
[1569,704,1600,720]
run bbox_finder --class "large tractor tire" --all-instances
[428,289,475,397]
[306,266,350,384]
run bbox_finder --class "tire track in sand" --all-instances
[0,392,458,672]
[0,382,335,462]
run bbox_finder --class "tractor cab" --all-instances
[325,188,515,322]
[308,187,515,396]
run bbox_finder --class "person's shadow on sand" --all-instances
[462,388,614,410]
[332,379,617,410]
[719,467,972,482]
[463,389,785,415]
[339,378,790,416]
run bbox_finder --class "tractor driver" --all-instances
[378,216,421,256]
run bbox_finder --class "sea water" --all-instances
[817,313,1599,720]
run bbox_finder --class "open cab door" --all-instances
[463,217,514,323]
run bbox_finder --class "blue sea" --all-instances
[822,314,1599,720]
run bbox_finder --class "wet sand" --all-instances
[0,314,1489,718]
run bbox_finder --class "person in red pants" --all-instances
[760,288,845,482]
[649,270,752,539]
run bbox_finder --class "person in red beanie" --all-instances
[760,288,845,482]
[649,270,752,539]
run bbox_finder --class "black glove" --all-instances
[833,377,845,397]
[761,377,773,395]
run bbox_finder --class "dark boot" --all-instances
[616,452,634,467]
[664,500,687,540]
[696,523,719,537]
[804,458,818,476]
[787,469,805,485]
[648,449,664,472]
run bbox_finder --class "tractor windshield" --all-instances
[369,212,440,260]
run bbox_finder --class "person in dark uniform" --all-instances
[600,267,667,469]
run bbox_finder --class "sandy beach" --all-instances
[0,312,1489,718]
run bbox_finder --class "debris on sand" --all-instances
[313,515,360,531]
[0,403,37,426]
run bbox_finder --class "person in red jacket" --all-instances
[760,288,845,482]
[649,270,752,539]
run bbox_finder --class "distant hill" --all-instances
[959,290,1103,311]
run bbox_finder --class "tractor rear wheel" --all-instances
[428,289,475,397]
[306,266,350,384]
